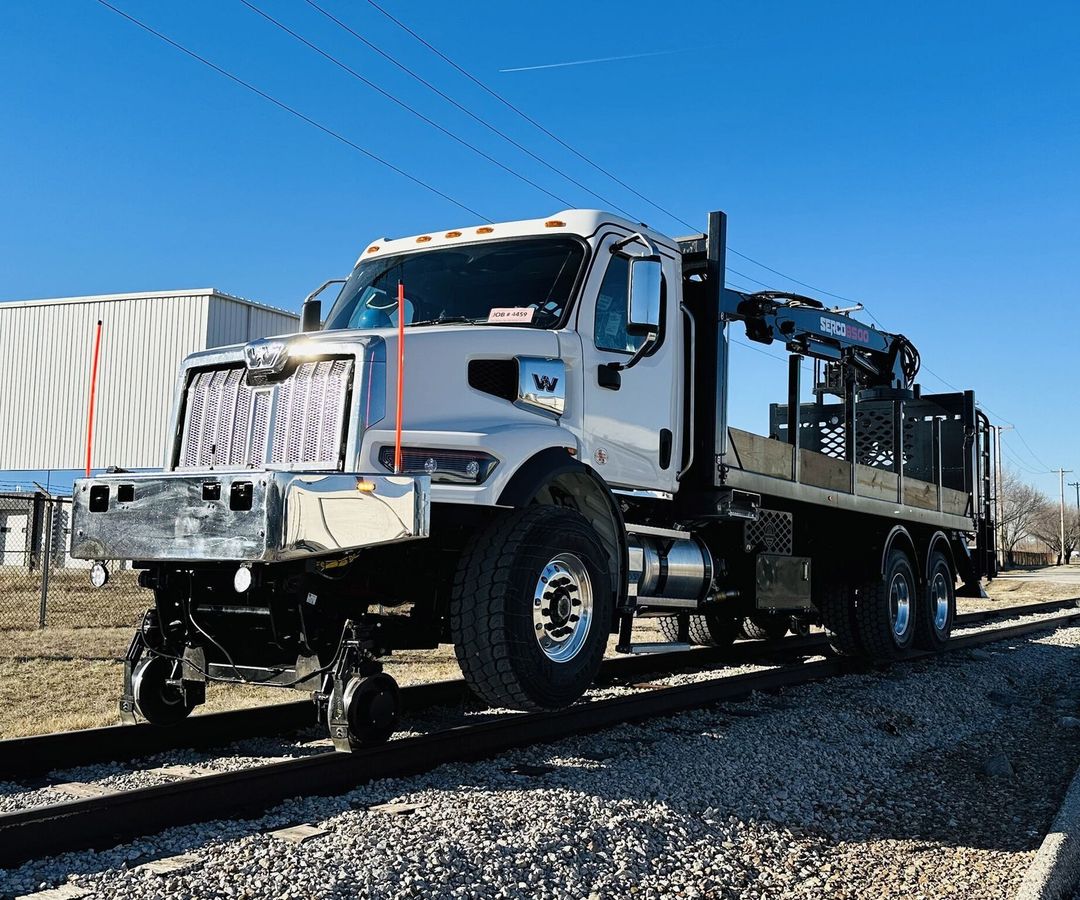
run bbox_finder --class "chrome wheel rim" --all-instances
[931,570,950,631]
[532,553,593,663]
[890,573,912,638]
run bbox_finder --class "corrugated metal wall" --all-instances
[0,291,298,471]
[206,295,299,347]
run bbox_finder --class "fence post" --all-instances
[38,500,53,628]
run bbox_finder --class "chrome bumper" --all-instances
[71,471,431,563]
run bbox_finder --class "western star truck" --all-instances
[72,210,997,750]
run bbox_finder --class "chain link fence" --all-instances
[0,492,149,630]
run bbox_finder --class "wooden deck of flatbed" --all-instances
[723,427,975,531]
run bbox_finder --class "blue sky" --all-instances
[1,0,1077,496]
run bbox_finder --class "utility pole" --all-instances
[1054,468,1073,566]
[991,425,1012,568]
[1070,480,1080,513]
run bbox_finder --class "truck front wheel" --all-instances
[450,506,614,710]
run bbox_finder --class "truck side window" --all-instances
[594,255,642,354]
[594,254,665,354]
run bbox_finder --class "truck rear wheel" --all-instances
[450,506,614,710]
[658,611,739,647]
[817,582,863,656]
[914,550,955,650]
[739,615,789,641]
[854,548,918,660]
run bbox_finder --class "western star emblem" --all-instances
[244,340,289,375]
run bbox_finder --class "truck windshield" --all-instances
[323,237,585,331]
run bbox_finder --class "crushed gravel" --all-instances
[3,619,1080,899]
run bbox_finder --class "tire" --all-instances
[817,581,863,655]
[450,506,614,710]
[658,611,740,647]
[914,550,955,651]
[659,614,717,645]
[739,615,789,641]
[854,548,918,660]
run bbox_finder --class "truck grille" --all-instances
[179,358,353,469]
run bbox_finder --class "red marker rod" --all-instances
[394,282,405,474]
[85,320,103,477]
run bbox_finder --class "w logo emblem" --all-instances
[532,374,559,392]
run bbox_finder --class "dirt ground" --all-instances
[0,569,1075,740]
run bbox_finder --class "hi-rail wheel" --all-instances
[450,506,614,710]
[342,673,401,747]
[658,612,739,647]
[131,655,196,726]
[739,615,790,641]
[854,548,918,660]
[789,616,812,637]
[914,550,956,650]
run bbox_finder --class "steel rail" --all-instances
[0,610,1076,870]
[0,598,1073,780]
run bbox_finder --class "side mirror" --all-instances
[627,257,662,335]
[300,298,322,333]
[300,277,347,333]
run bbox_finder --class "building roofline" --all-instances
[0,289,299,318]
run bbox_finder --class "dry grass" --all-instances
[0,571,1074,740]
[0,567,148,630]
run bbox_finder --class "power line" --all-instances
[1002,446,1046,477]
[93,0,489,221]
[237,0,573,208]
[363,0,696,231]
[302,0,637,219]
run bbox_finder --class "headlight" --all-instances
[378,447,498,484]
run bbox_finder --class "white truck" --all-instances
[73,209,996,749]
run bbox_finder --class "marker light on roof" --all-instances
[545,220,566,228]
[416,235,432,243]
[476,226,494,234]
[366,246,380,254]
[445,230,462,238]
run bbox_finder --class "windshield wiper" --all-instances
[408,316,481,327]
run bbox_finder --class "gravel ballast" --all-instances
[3,622,1080,899]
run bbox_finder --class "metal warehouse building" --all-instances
[0,289,298,472]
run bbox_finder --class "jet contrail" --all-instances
[500,48,689,73]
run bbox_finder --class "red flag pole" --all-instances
[394,282,405,474]
[85,320,103,478]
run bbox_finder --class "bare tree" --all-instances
[999,471,1046,566]
[1031,504,1080,566]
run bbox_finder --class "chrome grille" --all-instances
[179,358,353,469]
[269,359,353,466]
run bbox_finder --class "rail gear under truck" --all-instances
[72,210,997,750]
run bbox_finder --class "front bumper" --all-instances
[71,471,430,563]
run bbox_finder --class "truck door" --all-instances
[576,231,682,492]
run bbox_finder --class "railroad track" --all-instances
[2,597,1070,781]
[0,599,1076,870]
